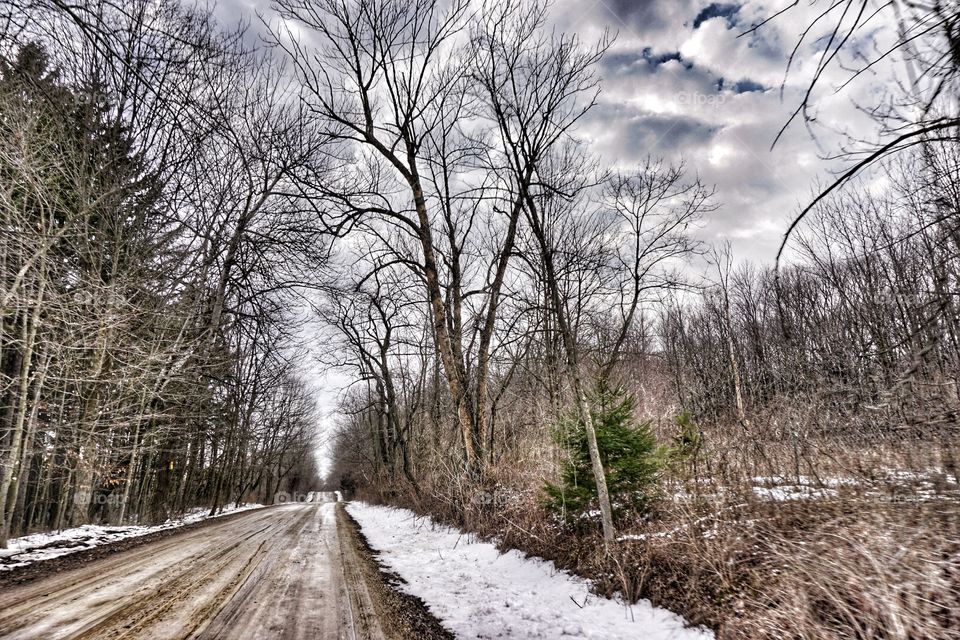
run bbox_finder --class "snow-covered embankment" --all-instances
[0,503,263,571]
[346,502,714,640]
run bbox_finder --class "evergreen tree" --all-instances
[544,383,664,521]
[666,411,704,481]
[670,411,702,460]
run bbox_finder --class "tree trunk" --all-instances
[0,273,45,548]
[525,199,616,544]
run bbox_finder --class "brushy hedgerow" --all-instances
[357,437,960,640]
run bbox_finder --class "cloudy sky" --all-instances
[546,0,897,262]
[216,0,901,469]
[240,0,896,263]
[220,0,899,265]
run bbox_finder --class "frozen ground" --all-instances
[0,496,387,639]
[661,468,960,505]
[346,501,714,640]
[0,503,263,571]
[614,467,960,543]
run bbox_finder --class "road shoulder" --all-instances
[336,502,454,640]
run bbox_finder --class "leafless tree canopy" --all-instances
[0,0,326,545]
[753,0,960,260]
[0,0,957,635]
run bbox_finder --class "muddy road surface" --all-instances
[0,498,388,639]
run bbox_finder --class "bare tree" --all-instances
[271,0,607,479]
[750,0,960,260]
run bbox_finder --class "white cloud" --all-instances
[540,0,902,264]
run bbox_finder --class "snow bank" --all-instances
[346,502,713,640]
[0,503,263,571]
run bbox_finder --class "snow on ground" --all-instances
[748,469,958,502]
[0,503,264,571]
[346,502,713,640]
[750,475,858,489]
[751,485,838,501]
[617,503,748,542]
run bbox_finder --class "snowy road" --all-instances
[0,499,385,639]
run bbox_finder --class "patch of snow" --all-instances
[881,469,941,482]
[618,503,748,542]
[0,503,264,571]
[347,502,713,640]
[748,469,959,502]
[750,475,857,488]
[751,485,838,501]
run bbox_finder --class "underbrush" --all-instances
[357,438,960,639]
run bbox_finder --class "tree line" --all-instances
[1,0,956,549]
[663,149,959,473]
[314,0,959,542]
[0,0,325,546]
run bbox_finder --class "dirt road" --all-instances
[0,497,387,639]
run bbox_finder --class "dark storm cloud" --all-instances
[692,3,740,29]
[731,79,765,93]
[601,48,693,75]
[619,114,718,156]
[602,45,767,102]
[599,0,698,34]
[715,77,767,93]
[642,48,692,69]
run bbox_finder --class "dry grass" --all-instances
[358,430,960,639]
[738,502,959,639]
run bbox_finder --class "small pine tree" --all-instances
[670,411,702,459]
[667,411,704,480]
[544,383,664,520]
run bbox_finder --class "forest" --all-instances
[1,0,957,637]
[0,1,324,546]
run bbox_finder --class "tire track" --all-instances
[0,501,380,639]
